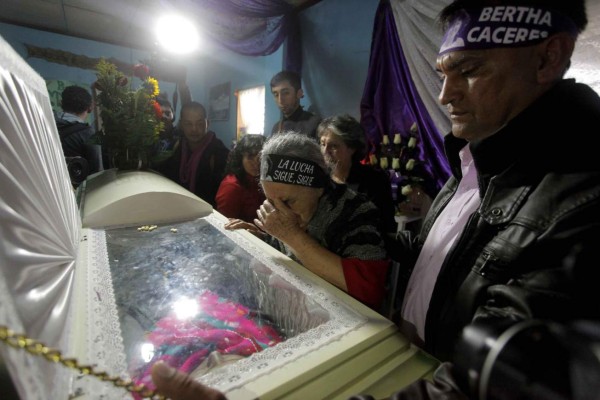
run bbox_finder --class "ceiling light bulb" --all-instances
[156,15,200,54]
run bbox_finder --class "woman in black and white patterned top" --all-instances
[226,131,390,310]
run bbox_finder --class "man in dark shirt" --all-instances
[155,101,229,207]
[270,70,320,139]
[54,85,103,184]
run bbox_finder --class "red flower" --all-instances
[133,63,150,79]
[152,100,162,120]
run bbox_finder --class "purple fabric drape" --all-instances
[360,0,450,198]
[183,0,317,72]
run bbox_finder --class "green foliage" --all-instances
[93,59,163,168]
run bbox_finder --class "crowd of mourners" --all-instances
[54,1,600,397]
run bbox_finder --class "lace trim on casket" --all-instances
[80,229,131,399]
[85,216,368,395]
[200,214,368,392]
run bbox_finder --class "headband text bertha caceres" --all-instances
[439,6,578,55]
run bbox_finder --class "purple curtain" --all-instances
[360,0,450,198]
[183,0,319,72]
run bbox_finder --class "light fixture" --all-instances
[155,15,200,54]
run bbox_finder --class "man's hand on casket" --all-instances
[151,361,227,400]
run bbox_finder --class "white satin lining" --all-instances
[0,34,79,399]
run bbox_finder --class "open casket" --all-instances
[0,34,438,400]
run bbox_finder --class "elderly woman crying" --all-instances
[225,132,390,310]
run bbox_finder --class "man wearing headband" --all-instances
[380,0,600,398]
[397,0,598,353]
[227,131,390,311]
[150,1,600,399]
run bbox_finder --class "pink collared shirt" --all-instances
[401,144,481,341]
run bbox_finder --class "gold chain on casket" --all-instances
[0,325,166,399]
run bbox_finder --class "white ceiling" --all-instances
[0,0,318,50]
[0,0,171,50]
[1,0,598,92]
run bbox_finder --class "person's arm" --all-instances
[255,197,348,291]
[151,361,227,400]
[251,204,388,306]
[342,258,389,309]
[224,218,265,238]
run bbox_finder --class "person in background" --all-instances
[150,0,600,398]
[155,96,179,153]
[55,85,103,176]
[270,70,321,138]
[156,101,229,207]
[215,134,266,222]
[227,132,390,310]
[317,114,397,234]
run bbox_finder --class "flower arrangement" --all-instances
[370,122,428,216]
[93,59,163,169]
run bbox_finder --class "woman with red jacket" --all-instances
[215,134,266,222]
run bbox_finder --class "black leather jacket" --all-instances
[394,79,600,363]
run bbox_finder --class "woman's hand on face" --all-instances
[254,198,303,241]
[224,218,265,238]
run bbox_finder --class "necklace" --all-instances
[0,325,164,399]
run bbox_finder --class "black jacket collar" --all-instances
[444,79,600,183]
[284,105,306,122]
